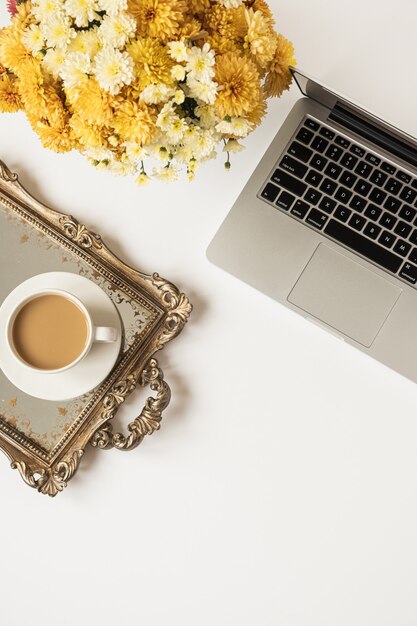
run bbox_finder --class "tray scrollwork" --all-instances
[0,161,192,496]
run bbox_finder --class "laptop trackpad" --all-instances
[288,244,402,347]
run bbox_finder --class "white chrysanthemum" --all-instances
[107,159,136,176]
[217,0,243,7]
[41,13,74,48]
[22,24,45,54]
[216,117,252,137]
[171,64,186,82]
[94,47,134,94]
[32,0,63,22]
[84,146,113,161]
[187,75,217,105]
[167,41,188,63]
[136,171,150,186]
[173,90,185,104]
[195,104,218,129]
[60,52,91,88]
[165,117,188,144]
[97,0,127,16]
[223,138,244,153]
[153,166,180,183]
[98,13,136,49]
[64,0,100,28]
[156,102,177,132]
[124,142,147,163]
[140,83,175,104]
[186,43,215,81]
[68,29,101,58]
[42,47,67,77]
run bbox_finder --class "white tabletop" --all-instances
[2,2,417,625]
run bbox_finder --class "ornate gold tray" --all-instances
[0,161,192,496]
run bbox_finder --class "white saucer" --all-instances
[0,272,122,401]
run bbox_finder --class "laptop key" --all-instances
[399,262,417,284]
[409,229,417,245]
[324,220,402,273]
[335,186,352,203]
[394,220,412,238]
[348,214,366,231]
[296,128,314,145]
[311,136,329,153]
[334,206,352,222]
[261,183,280,202]
[319,128,335,140]
[384,196,402,214]
[366,154,381,166]
[304,118,320,131]
[320,178,337,195]
[412,179,417,190]
[396,170,412,184]
[349,195,367,212]
[400,186,417,203]
[310,154,328,172]
[340,153,358,170]
[319,196,337,214]
[379,230,396,248]
[280,155,308,178]
[276,191,295,210]
[393,240,411,257]
[355,161,373,178]
[385,177,403,195]
[325,144,343,162]
[364,204,382,221]
[291,200,309,219]
[324,163,342,179]
[335,136,350,149]
[304,188,322,206]
[381,162,396,175]
[363,223,381,240]
[409,248,417,264]
[305,170,323,187]
[399,204,417,222]
[369,170,387,187]
[368,188,387,205]
[379,212,397,230]
[350,144,365,157]
[288,141,313,163]
[339,171,357,188]
[271,169,307,196]
[306,208,328,230]
[354,180,372,197]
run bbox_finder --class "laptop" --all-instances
[207,67,417,384]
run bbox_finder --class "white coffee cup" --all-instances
[6,288,118,374]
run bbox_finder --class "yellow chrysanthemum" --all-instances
[67,78,115,126]
[0,74,21,112]
[206,33,239,56]
[245,0,275,25]
[188,0,210,15]
[214,52,261,118]
[245,90,267,126]
[31,112,74,152]
[14,1,37,31]
[0,25,36,75]
[244,8,277,68]
[204,4,246,41]
[70,113,107,148]
[264,34,295,97]
[176,17,204,41]
[127,0,187,42]
[127,37,174,91]
[111,100,155,144]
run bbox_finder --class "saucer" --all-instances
[0,272,122,401]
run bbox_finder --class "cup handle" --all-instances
[94,326,118,343]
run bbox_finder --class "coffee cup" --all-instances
[6,288,118,374]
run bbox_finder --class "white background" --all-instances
[1,2,417,625]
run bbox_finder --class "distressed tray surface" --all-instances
[0,162,191,496]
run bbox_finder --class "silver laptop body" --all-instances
[207,68,417,384]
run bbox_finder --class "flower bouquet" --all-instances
[0,0,295,183]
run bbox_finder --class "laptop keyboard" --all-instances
[259,116,417,286]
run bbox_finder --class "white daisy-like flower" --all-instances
[136,171,150,186]
[60,52,91,88]
[107,159,136,176]
[166,117,188,144]
[22,24,45,54]
[32,0,63,22]
[98,13,136,49]
[171,64,186,82]
[94,47,134,94]
[186,43,215,81]
[42,47,67,77]
[230,117,253,137]
[167,41,188,63]
[68,29,101,58]
[223,138,244,153]
[124,142,147,163]
[156,102,177,132]
[187,75,218,105]
[173,90,185,104]
[140,83,175,105]
[195,104,219,129]
[97,0,128,16]
[153,165,180,183]
[41,13,74,49]
[64,0,100,28]
[84,146,113,161]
